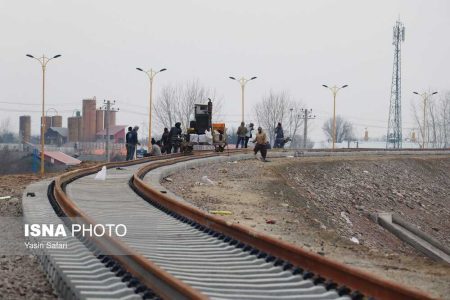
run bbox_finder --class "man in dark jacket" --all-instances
[161,127,170,154]
[125,127,133,160]
[273,122,284,148]
[167,122,182,154]
[128,126,139,160]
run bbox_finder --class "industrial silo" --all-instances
[96,110,104,134]
[41,116,52,135]
[82,98,97,142]
[68,117,81,142]
[51,115,63,128]
[19,115,31,143]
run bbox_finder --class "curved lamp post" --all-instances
[136,67,167,150]
[322,84,348,150]
[26,53,62,176]
[229,76,257,123]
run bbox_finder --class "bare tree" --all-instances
[322,115,354,143]
[154,80,222,134]
[154,84,178,130]
[254,91,303,145]
[0,118,16,143]
[411,91,450,148]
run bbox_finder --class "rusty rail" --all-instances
[51,149,440,299]
[132,154,435,300]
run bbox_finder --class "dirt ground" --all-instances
[162,154,450,299]
[0,162,99,299]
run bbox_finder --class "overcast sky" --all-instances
[1,0,449,142]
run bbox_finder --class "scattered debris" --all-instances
[94,166,107,180]
[266,220,276,224]
[281,203,289,207]
[350,237,360,244]
[164,177,173,182]
[116,167,126,170]
[26,192,35,197]
[0,196,11,200]
[201,176,216,185]
[210,210,232,216]
[227,161,238,164]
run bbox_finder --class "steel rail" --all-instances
[51,149,442,299]
[53,153,216,299]
[132,154,435,300]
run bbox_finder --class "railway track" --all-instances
[29,149,444,299]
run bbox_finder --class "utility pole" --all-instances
[289,108,293,137]
[100,100,119,162]
[300,109,316,148]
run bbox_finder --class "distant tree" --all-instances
[254,90,304,146]
[411,91,450,148]
[0,118,17,143]
[322,115,354,143]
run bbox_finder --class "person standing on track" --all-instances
[168,122,182,154]
[236,122,247,149]
[129,126,140,160]
[161,127,170,154]
[274,122,284,148]
[125,126,133,160]
[252,126,268,162]
[244,123,254,148]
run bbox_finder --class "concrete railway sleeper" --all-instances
[47,150,439,299]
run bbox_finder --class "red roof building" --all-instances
[96,125,126,143]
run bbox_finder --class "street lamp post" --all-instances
[413,91,438,148]
[26,54,61,176]
[229,76,257,123]
[136,67,167,150]
[322,84,348,150]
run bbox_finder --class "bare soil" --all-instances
[0,162,99,299]
[162,154,450,299]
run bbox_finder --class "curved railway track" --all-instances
[43,150,440,299]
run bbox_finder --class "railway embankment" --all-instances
[162,154,450,299]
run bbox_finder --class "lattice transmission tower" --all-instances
[386,19,405,149]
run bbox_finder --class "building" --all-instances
[45,127,68,146]
[82,98,97,142]
[19,115,31,143]
[95,125,126,143]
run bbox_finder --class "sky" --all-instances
[1,0,449,142]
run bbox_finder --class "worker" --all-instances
[274,122,284,148]
[244,123,254,148]
[252,126,268,162]
[168,122,182,154]
[161,127,170,154]
[125,126,133,160]
[129,126,140,160]
[236,122,247,149]
[149,139,162,156]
